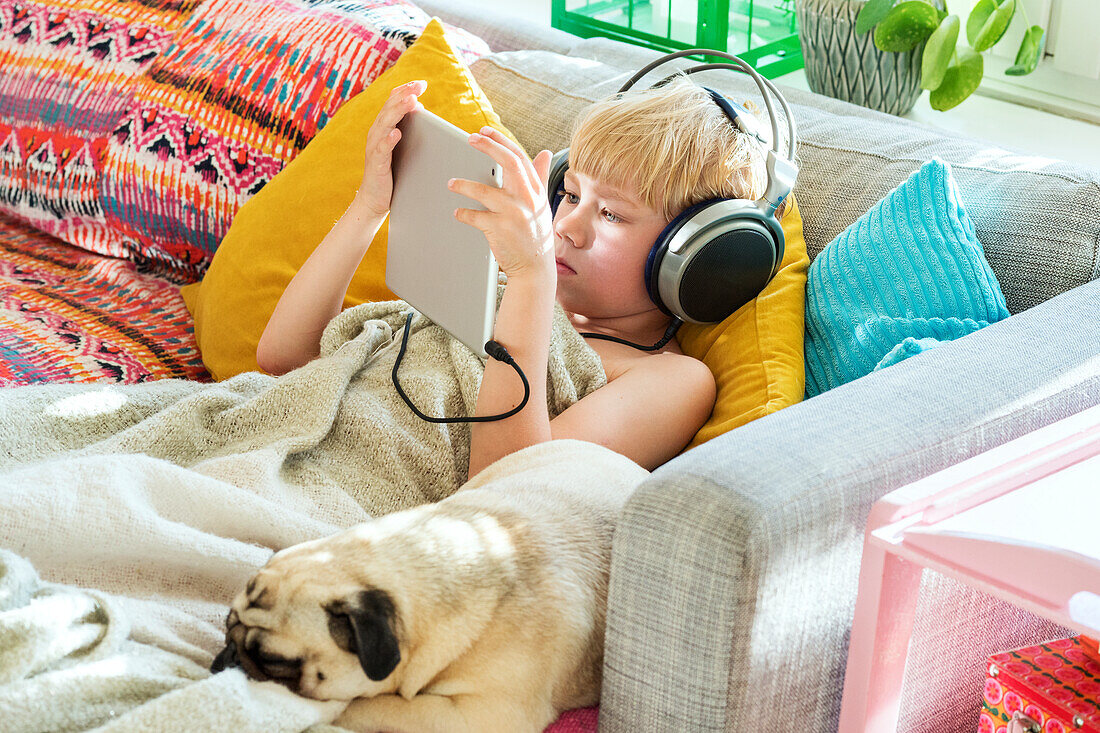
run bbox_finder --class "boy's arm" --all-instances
[467,270,556,477]
[548,353,716,470]
[448,128,557,477]
[471,310,716,474]
[257,80,427,375]
[256,200,385,375]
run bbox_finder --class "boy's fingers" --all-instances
[448,177,506,212]
[468,132,531,191]
[371,128,397,156]
[477,126,520,155]
[477,127,538,184]
[365,127,399,168]
[380,83,422,122]
[390,79,426,97]
[380,93,420,131]
[372,82,425,135]
[453,207,490,231]
[532,149,552,186]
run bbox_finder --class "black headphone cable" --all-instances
[392,311,530,424]
[393,313,680,423]
[580,317,682,352]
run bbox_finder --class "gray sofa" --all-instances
[421,2,1100,731]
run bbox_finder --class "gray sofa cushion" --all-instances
[470,47,1100,314]
[414,0,576,54]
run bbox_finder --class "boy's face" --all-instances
[553,169,670,320]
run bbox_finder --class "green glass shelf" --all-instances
[552,0,803,78]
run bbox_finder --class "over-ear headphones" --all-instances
[547,49,799,325]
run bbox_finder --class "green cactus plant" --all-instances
[855,0,1046,110]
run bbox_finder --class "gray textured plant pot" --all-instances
[795,0,928,116]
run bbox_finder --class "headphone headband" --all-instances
[616,49,798,163]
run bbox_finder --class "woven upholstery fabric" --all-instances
[804,158,1010,396]
[414,0,579,55]
[897,570,1070,733]
[601,279,1100,733]
[0,212,208,385]
[97,0,490,281]
[471,41,1100,315]
[0,0,201,256]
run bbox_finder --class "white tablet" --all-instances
[387,107,502,358]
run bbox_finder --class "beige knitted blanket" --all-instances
[0,297,607,732]
[0,296,605,511]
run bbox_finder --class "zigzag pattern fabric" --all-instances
[803,158,1010,397]
[0,211,209,385]
[99,0,490,281]
[0,0,202,255]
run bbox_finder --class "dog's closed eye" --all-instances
[245,579,274,611]
[326,611,355,654]
[254,652,302,681]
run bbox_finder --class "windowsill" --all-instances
[775,68,1100,169]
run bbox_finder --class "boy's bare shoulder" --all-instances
[616,347,717,428]
[589,338,714,392]
[554,339,716,467]
[637,349,715,394]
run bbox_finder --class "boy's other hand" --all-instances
[355,80,426,220]
[449,127,555,282]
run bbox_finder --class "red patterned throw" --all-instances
[0,212,208,385]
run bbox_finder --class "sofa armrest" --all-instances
[600,279,1100,733]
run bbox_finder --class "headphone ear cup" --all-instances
[644,202,705,318]
[647,199,784,323]
[644,232,672,317]
[546,147,570,217]
[676,226,777,321]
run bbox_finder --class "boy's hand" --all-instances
[355,80,427,220]
[448,127,555,281]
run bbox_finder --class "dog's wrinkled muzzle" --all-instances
[211,640,241,673]
[211,608,248,675]
[211,609,284,684]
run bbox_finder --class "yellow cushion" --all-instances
[677,196,809,449]
[181,18,522,380]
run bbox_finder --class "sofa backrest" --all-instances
[468,38,1100,315]
[415,0,577,54]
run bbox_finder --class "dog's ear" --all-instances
[325,589,401,682]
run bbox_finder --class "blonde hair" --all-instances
[568,75,789,221]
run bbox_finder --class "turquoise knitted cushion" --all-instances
[804,159,1010,397]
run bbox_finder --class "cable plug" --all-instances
[484,340,513,363]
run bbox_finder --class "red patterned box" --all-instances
[980,637,1100,733]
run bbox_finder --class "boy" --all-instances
[259,76,775,474]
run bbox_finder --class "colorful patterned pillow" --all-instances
[96,0,490,282]
[0,0,202,253]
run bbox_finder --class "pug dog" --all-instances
[211,440,648,733]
